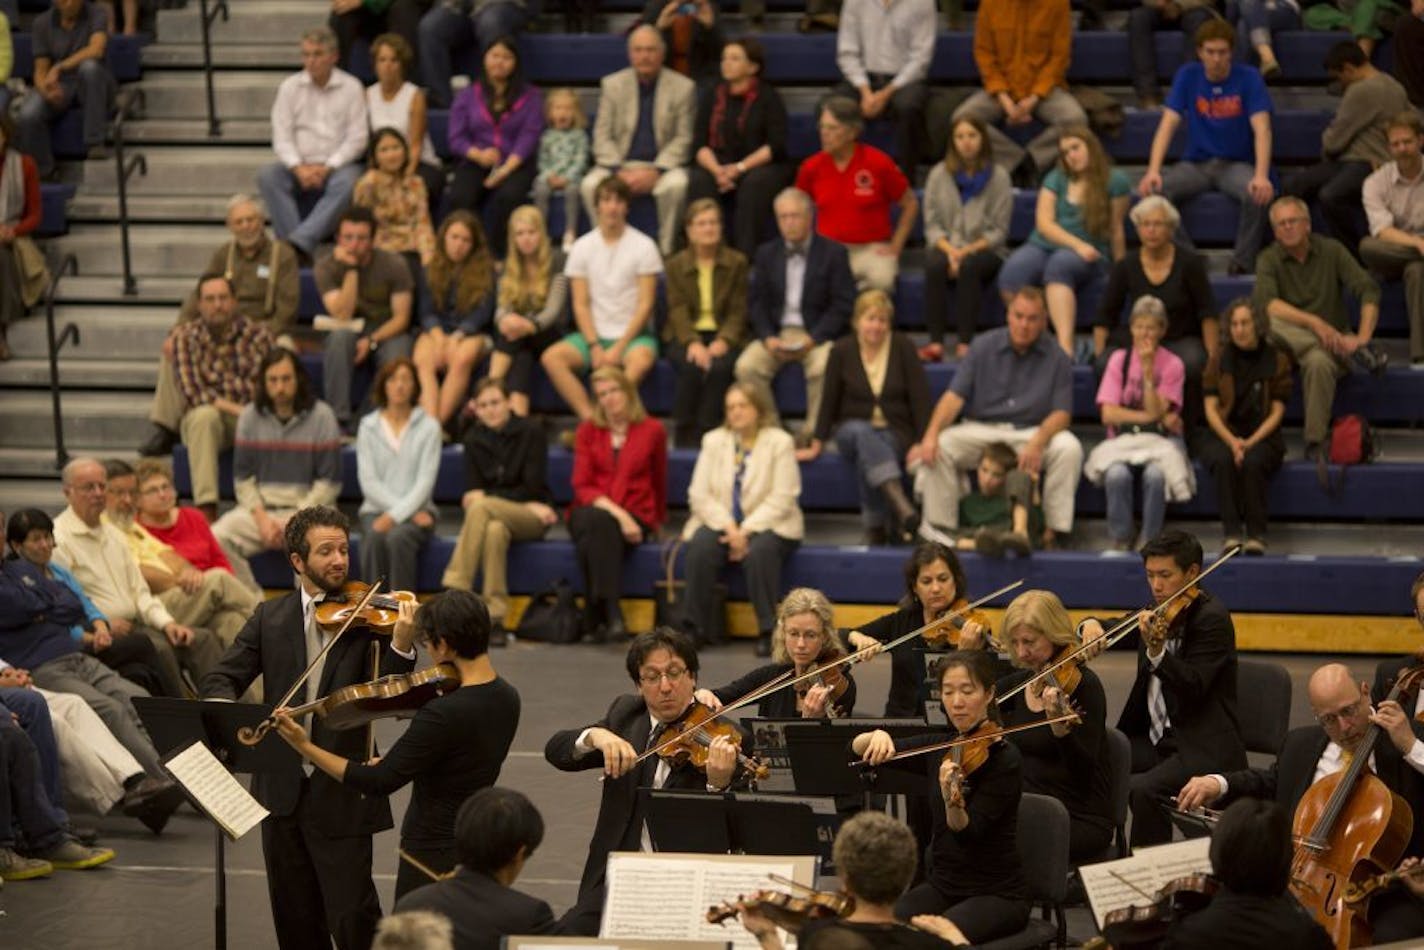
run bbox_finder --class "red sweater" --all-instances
[570,417,667,532]
[1,151,42,237]
[138,507,235,574]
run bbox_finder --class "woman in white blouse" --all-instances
[366,33,444,204]
[681,381,804,656]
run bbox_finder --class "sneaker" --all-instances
[121,776,186,834]
[0,847,53,881]
[36,839,116,870]
[1260,60,1283,82]
[1243,538,1268,556]
[137,423,179,457]
[1352,343,1388,377]
[917,342,944,363]
[1222,537,1242,555]
[488,622,509,648]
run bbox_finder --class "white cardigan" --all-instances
[681,426,805,541]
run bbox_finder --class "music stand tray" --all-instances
[643,789,827,862]
[780,720,930,797]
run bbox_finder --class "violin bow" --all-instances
[998,546,1242,706]
[236,578,387,746]
[876,579,1026,655]
[849,708,1084,767]
[399,848,455,883]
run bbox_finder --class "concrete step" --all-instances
[51,276,191,305]
[0,477,70,511]
[74,146,273,196]
[0,392,153,450]
[116,118,273,146]
[0,449,90,479]
[154,0,329,46]
[0,358,157,389]
[7,307,173,359]
[142,43,300,70]
[133,72,286,121]
[44,224,231,277]
[68,194,238,222]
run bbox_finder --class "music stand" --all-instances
[643,789,830,865]
[134,698,298,950]
[780,720,929,805]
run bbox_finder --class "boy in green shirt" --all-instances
[956,441,1043,557]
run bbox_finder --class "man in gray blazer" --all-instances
[579,24,695,255]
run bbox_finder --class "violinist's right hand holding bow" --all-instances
[1175,775,1225,813]
[584,728,638,779]
[852,729,896,765]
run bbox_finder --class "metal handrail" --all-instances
[110,88,147,296]
[43,253,81,470]
[199,0,231,137]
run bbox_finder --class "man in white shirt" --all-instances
[255,27,368,258]
[1360,110,1424,366]
[833,0,935,179]
[52,458,223,693]
[541,176,664,422]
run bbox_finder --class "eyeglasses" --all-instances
[1315,697,1366,727]
[140,484,174,496]
[639,666,689,686]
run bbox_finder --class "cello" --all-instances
[1288,661,1424,948]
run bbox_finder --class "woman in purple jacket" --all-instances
[447,36,544,257]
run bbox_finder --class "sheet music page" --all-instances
[1079,837,1212,930]
[602,852,810,950]
[164,741,269,840]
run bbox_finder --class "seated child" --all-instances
[955,441,1043,557]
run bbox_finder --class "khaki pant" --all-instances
[953,87,1088,174]
[1360,236,1424,362]
[36,687,143,815]
[1269,317,1347,445]
[135,620,225,694]
[212,506,299,559]
[149,356,186,431]
[916,420,1084,535]
[440,495,548,623]
[846,242,899,293]
[579,164,689,256]
[180,405,240,506]
[733,329,833,432]
[157,567,259,648]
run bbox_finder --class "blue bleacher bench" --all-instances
[37,183,73,236]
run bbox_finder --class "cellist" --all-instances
[1370,571,1424,730]
[1176,663,1424,943]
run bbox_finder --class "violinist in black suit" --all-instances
[544,627,741,936]
[1177,663,1424,944]
[1081,530,1246,848]
[1371,570,1424,728]
[200,506,417,950]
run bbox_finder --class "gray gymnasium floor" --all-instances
[0,641,1382,948]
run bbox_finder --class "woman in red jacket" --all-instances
[0,114,43,361]
[569,366,667,641]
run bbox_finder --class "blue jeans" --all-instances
[1237,0,1301,51]
[0,688,66,823]
[834,420,905,528]
[999,242,1106,294]
[1103,458,1169,546]
[0,722,69,853]
[418,2,530,108]
[15,59,115,177]
[256,161,363,255]
[1161,159,1267,275]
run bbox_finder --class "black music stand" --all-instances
[780,720,929,806]
[643,789,831,866]
[134,698,298,950]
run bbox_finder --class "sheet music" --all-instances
[1079,837,1212,930]
[602,852,811,950]
[164,741,269,840]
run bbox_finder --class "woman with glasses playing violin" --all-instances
[696,588,857,720]
[850,651,1030,946]
[994,589,1114,864]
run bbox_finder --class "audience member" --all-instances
[53,458,223,690]
[211,348,343,558]
[1286,41,1411,252]
[1360,110,1424,366]
[15,0,115,179]
[1303,0,1395,56]
[954,442,1041,556]
[418,0,532,109]
[1254,195,1382,458]
[568,367,667,642]
[366,33,444,205]
[640,0,724,85]
[1138,20,1275,276]
[356,358,441,594]
[354,127,436,278]
[1084,297,1194,552]
[447,36,541,258]
[921,116,1012,362]
[317,206,416,430]
[918,287,1083,548]
[954,0,1087,178]
[328,0,427,75]
[489,205,568,416]
[794,95,916,293]
[1193,299,1291,555]
[133,458,259,593]
[1236,0,1298,79]
[0,113,41,362]
[1128,0,1221,107]
[738,187,855,438]
[102,459,257,650]
[833,0,934,179]
[663,199,749,448]
[412,210,496,426]
[681,382,802,650]
[543,177,663,422]
[1398,0,1424,107]
[1000,126,1131,358]
[533,87,590,253]
[804,289,928,546]
[687,37,792,258]
[581,25,696,256]
[443,378,557,639]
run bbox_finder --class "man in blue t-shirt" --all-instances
[1138,19,1275,275]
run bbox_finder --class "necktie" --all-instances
[1148,675,1169,746]
[731,447,748,524]
[1341,745,1355,769]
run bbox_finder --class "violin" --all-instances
[649,701,771,782]
[1098,873,1219,948]
[313,580,420,633]
[851,707,1082,769]
[1142,586,1201,651]
[707,885,854,932]
[237,662,461,746]
[793,646,852,717]
[923,597,1002,651]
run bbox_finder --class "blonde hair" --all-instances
[589,366,648,426]
[771,588,845,664]
[428,211,494,316]
[1057,126,1114,241]
[1001,589,1077,668]
[498,205,554,313]
[723,380,774,432]
[544,87,587,128]
[852,288,893,326]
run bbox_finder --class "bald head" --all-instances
[1308,662,1371,747]
[61,457,107,527]
[1308,663,1360,708]
[627,24,665,80]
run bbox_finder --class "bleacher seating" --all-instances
[37,183,73,236]
[11,33,147,161]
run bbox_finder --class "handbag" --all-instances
[1316,414,1378,497]
[653,540,727,643]
[15,236,51,309]
[514,578,582,644]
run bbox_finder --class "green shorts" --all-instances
[563,333,660,366]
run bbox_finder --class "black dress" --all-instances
[856,604,1011,719]
[712,661,858,719]
[799,919,956,948]
[343,677,522,899]
[996,665,1115,863]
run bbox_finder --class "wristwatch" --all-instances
[365,335,380,353]
[736,161,747,174]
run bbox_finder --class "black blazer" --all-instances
[1162,889,1333,950]
[199,590,416,834]
[543,693,712,899]
[1113,591,1248,774]
[395,867,560,950]
[748,234,855,344]
[814,332,931,447]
